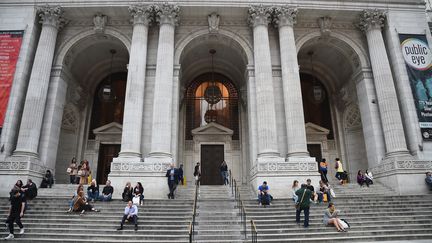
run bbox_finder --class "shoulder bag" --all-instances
[295,189,307,210]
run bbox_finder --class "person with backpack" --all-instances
[295,184,313,228]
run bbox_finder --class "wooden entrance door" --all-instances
[97,144,120,185]
[307,144,322,171]
[200,145,224,185]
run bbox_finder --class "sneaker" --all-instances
[19,228,24,234]
[117,227,123,231]
[4,234,14,240]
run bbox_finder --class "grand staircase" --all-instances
[0,184,193,242]
[243,181,432,242]
[1,182,432,242]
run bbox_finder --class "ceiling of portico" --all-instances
[65,34,129,93]
[297,36,359,93]
[180,34,248,89]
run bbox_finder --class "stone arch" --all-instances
[174,27,254,66]
[296,30,370,70]
[53,27,131,67]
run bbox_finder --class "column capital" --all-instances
[248,5,272,28]
[129,4,153,26]
[155,3,180,26]
[273,6,298,28]
[36,5,66,29]
[357,9,386,33]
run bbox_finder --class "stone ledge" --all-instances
[250,160,319,177]
[110,161,171,173]
[371,159,432,177]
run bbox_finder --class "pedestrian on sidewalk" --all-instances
[117,201,138,231]
[4,189,25,240]
[295,184,312,228]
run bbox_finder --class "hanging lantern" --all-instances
[99,49,117,102]
[204,85,222,104]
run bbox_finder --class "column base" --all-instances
[286,151,310,158]
[250,157,320,198]
[371,158,432,195]
[118,150,142,160]
[12,149,39,158]
[113,154,142,163]
[0,155,51,197]
[385,150,412,160]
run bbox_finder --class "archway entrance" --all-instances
[178,33,248,185]
[55,34,129,184]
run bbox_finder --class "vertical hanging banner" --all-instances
[399,34,432,140]
[0,30,23,128]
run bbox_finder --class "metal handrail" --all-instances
[233,179,248,240]
[251,220,258,243]
[189,182,199,243]
[229,169,233,194]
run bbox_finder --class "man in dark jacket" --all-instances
[22,179,37,200]
[166,163,179,199]
[295,184,313,228]
[4,189,25,240]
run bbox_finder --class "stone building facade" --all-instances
[0,0,431,198]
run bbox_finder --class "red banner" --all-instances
[0,30,23,127]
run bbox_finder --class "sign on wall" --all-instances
[399,34,432,140]
[0,30,23,128]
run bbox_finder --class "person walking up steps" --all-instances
[4,189,25,240]
[295,184,313,228]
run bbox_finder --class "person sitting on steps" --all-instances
[426,171,432,191]
[117,200,138,231]
[100,180,114,202]
[357,170,370,187]
[365,170,373,185]
[122,182,133,202]
[258,181,272,206]
[87,179,99,202]
[73,191,99,215]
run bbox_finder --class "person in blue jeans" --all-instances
[100,180,113,202]
[220,161,229,185]
[258,181,272,206]
[87,179,99,202]
[295,184,313,228]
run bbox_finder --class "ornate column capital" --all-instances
[129,4,153,26]
[357,9,386,32]
[155,3,180,26]
[36,5,66,29]
[273,6,298,28]
[248,5,272,28]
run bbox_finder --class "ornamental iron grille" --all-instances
[185,73,239,140]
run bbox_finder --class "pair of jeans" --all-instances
[6,215,23,235]
[69,175,76,184]
[221,171,229,185]
[100,194,112,201]
[296,207,310,227]
[87,191,99,201]
[317,191,331,203]
[168,180,177,199]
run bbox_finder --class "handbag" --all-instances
[295,189,307,210]
[77,170,83,176]
[339,219,350,229]
[330,188,336,198]
[132,196,140,205]
[66,167,72,173]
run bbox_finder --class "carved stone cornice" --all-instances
[93,13,107,33]
[37,5,66,29]
[357,9,386,32]
[273,6,297,28]
[154,3,180,26]
[129,4,153,26]
[248,5,272,28]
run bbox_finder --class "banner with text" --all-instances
[0,30,23,128]
[399,34,432,140]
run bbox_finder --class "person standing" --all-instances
[78,163,89,185]
[295,184,313,228]
[335,158,344,184]
[193,162,201,186]
[178,164,184,185]
[319,158,329,183]
[4,189,25,240]
[220,161,229,185]
[117,201,138,231]
[166,164,179,199]
[68,158,77,184]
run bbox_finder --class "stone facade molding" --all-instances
[110,161,171,173]
[93,13,107,33]
[208,12,220,33]
[371,159,432,177]
[250,160,318,176]
[318,16,332,36]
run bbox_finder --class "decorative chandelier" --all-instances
[204,49,221,123]
[99,49,117,102]
[308,50,325,104]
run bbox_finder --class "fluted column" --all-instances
[357,9,410,158]
[248,6,281,159]
[274,7,309,158]
[148,3,179,160]
[14,5,64,157]
[118,5,152,160]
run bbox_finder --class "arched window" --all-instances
[185,73,239,140]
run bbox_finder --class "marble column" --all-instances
[147,3,179,160]
[248,6,281,159]
[118,5,152,161]
[14,5,64,157]
[357,9,410,158]
[273,6,309,158]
